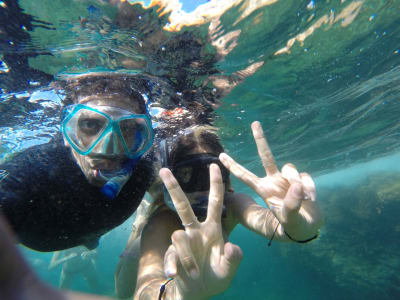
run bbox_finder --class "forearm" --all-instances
[49,255,74,270]
[242,205,290,242]
[235,195,321,242]
[230,194,290,242]
[135,277,175,300]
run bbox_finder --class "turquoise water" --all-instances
[1,0,400,299]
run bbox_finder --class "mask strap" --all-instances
[142,93,151,115]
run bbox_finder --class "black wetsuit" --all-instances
[0,134,154,252]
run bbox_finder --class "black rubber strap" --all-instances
[284,230,319,243]
[268,220,319,246]
[158,278,174,300]
[268,222,280,247]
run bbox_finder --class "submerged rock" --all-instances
[278,171,400,299]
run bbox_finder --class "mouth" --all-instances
[88,158,125,170]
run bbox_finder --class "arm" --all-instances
[80,249,98,271]
[134,209,181,300]
[226,193,287,241]
[114,197,162,298]
[0,213,113,300]
[81,249,97,261]
[48,251,77,270]
[128,197,157,243]
[48,251,62,270]
[220,121,324,243]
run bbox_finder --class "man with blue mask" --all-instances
[0,72,156,251]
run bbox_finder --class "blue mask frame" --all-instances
[61,104,154,159]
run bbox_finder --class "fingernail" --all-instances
[220,153,229,162]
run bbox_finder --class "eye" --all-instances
[176,166,192,184]
[119,121,136,134]
[78,118,105,135]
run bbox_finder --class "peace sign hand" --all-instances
[159,164,243,300]
[219,121,323,242]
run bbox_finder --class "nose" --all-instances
[95,131,125,156]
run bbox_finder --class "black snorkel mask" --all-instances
[159,139,228,218]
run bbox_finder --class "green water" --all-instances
[2,0,400,299]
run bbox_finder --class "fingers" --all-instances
[219,153,260,190]
[164,244,178,278]
[206,164,224,224]
[171,230,200,279]
[251,121,278,176]
[220,242,243,279]
[300,172,316,201]
[281,163,301,184]
[282,164,316,200]
[280,164,304,217]
[282,182,304,224]
[159,168,199,229]
[223,242,243,266]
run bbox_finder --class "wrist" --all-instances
[173,279,210,300]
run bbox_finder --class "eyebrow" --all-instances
[77,96,141,111]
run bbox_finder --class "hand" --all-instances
[66,252,78,259]
[0,213,112,300]
[159,164,243,300]
[219,121,323,242]
[81,250,96,260]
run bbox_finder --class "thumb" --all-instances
[220,242,243,280]
[164,245,178,278]
[282,182,303,223]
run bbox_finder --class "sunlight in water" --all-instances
[275,1,364,55]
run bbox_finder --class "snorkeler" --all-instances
[48,246,99,291]
[114,125,234,298]
[116,122,323,299]
[0,121,323,300]
[0,156,231,300]
[0,72,156,252]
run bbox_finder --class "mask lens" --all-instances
[174,166,194,185]
[63,105,154,157]
[118,117,153,157]
[172,154,228,193]
[63,106,109,153]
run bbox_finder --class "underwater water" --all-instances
[1,0,400,299]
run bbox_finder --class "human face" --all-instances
[176,149,229,219]
[63,95,152,186]
[172,147,228,202]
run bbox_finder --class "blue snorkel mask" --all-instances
[61,103,154,199]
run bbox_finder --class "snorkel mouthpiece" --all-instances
[100,159,138,200]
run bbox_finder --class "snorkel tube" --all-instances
[100,103,153,200]
[100,158,138,200]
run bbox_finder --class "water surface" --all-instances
[1,0,400,299]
